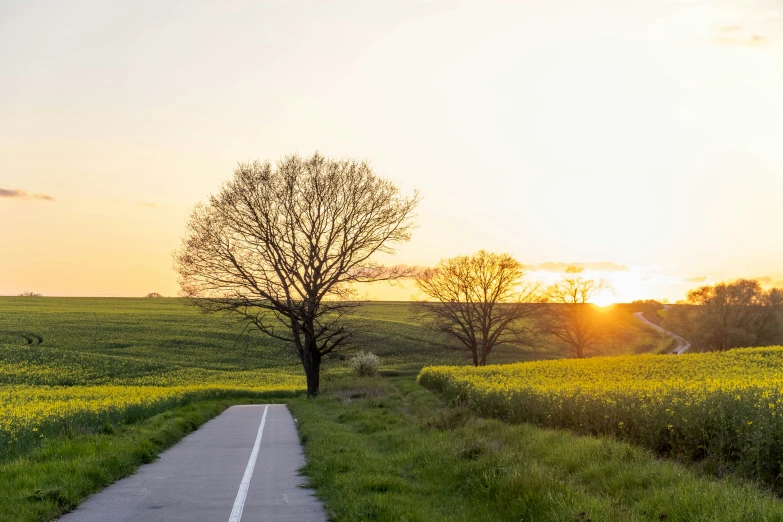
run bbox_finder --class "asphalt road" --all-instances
[58,404,326,522]
[633,311,691,354]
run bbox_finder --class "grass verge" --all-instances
[0,396,289,522]
[290,375,783,522]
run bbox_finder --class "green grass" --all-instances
[0,297,675,520]
[0,397,287,522]
[290,375,783,522]
[0,298,664,385]
[418,348,783,489]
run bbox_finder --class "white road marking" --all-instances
[229,405,269,522]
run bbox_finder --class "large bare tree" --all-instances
[174,153,418,397]
[536,266,611,358]
[414,250,539,366]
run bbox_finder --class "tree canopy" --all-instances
[536,267,612,358]
[174,152,418,396]
[665,279,783,351]
[415,250,539,366]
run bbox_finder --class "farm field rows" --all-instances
[419,346,783,488]
[3,297,782,521]
[0,297,661,461]
[0,297,308,460]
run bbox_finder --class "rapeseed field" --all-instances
[0,297,660,463]
[419,347,783,486]
[0,297,311,460]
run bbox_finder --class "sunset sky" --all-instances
[2,0,782,302]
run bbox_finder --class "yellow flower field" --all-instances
[418,347,783,484]
[0,379,304,458]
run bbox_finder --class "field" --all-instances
[0,297,665,460]
[419,347,783,488]
[291,375,783,522]
[0,297,308,460]
[0,297,676,520]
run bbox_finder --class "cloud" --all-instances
[0,188,54,201]
[532,261,629,273]
[708,26,771,46]
[684,276,707,284]
[756,276,774,285]
[137,202,157,208]
[712,35,770,46]
[737,34,768,45]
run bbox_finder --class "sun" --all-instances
[591,293,616,307]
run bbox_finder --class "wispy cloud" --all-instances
[708,25,771,46]
[0,188,55,201]
[714,34,770,46]
[684,275,707,283]
[532,261,629,273]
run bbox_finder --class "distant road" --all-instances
[633,311,691,354]
[59,404,326,522]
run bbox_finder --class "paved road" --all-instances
[633,311,691,354]
[59,404,326,522]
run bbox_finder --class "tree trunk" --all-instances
[301,334,322,398]
[479,339,488,366]
[471,348,479,367]
[305,356,321,398]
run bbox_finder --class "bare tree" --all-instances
[174,153,418,397]
[414,250,539,366]
[536,266,611,358]
[145,292,163,298]
[664,279,783,351]
[18,291,42,297]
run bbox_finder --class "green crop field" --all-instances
[0,297,674,521]
[0,297,662,458]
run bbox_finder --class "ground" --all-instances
[0,297,682,521]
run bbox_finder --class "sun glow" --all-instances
[591,293,616,307]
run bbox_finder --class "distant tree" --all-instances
[414,250,539,366]
[174,152,418,397]
[18,291,42,297]
[664,279,783,351]
[535,267,612,358]
[145,292,163,298]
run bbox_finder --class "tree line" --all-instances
[664,279,783,352]
[174,152,619,396]
[174,152,775,397]
[414,257,614,365]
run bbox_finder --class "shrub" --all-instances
[350,350,381,377]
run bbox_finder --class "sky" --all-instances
[1,0,782,302]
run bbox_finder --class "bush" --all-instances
[350,351,381,377]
